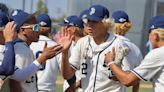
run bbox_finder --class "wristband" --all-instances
[107,61,115,66]
[33,60,42,69]
[67,74,76,85]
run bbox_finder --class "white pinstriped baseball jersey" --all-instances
[69,33,131,92]
[132,46,164,92]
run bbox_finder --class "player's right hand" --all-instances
[3,21,17,42]
[37,42,63,64]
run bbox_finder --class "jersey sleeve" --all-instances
[131,50,164,81]
[114,38,131,70]
[0,42,15,75]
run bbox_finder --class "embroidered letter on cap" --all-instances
[89,8,96,15]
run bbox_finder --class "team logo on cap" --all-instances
[82,14,87,18]
[12,10,18,16]
[151,25,155,29]
[39,21,47,26]
[64,18,69,23]
[89,8,96,15]
[119,18,126,23]
[63,18,75,26]
[69,23,74,26]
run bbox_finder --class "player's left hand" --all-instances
[104,47,115,66]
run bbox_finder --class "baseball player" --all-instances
[59,5,132,92]
[58,15,84,92]
[104,16,164,92]
[8,10,63,92]
[112,10,143,92]
[30,13,60,92]
[48,28,57,41]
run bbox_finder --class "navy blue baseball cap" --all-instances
[10,9,24,18]
[112,10,129,23]
[148,16,164,30]
[10,10,37,32]
[0,11,9,27]
[79,9,89,19]
[85,4,109,21]
[59,15,84,29]
[36,13,51,27]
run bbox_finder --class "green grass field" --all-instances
[56,73,153,92]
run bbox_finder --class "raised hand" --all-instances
[3,21,17,42]
[37,42,63,64]
[58,27,73,52]
[104,47,116,66]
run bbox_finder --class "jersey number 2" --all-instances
[82,63,87,75]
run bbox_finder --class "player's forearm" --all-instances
[10,60,40,81]
[61,51,75,79]
[108,63,138,86]
[0,42,15,75]
[132,81,140,92]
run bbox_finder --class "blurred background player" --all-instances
[30,13,61,92]
[59,4,132,92]
[112,10,143,92]
[104,15,164,92]
[58,15,84,92]
[9,10,63,92]
[48,28,57,41]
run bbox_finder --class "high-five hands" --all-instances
[37,42,63,64]
[57,27,73,52]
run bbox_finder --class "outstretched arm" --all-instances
[11,43,63,81]
[58,27,75,79]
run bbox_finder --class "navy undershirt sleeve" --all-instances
[0,42,15,75]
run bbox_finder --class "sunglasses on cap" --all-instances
[21,24,40,32]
